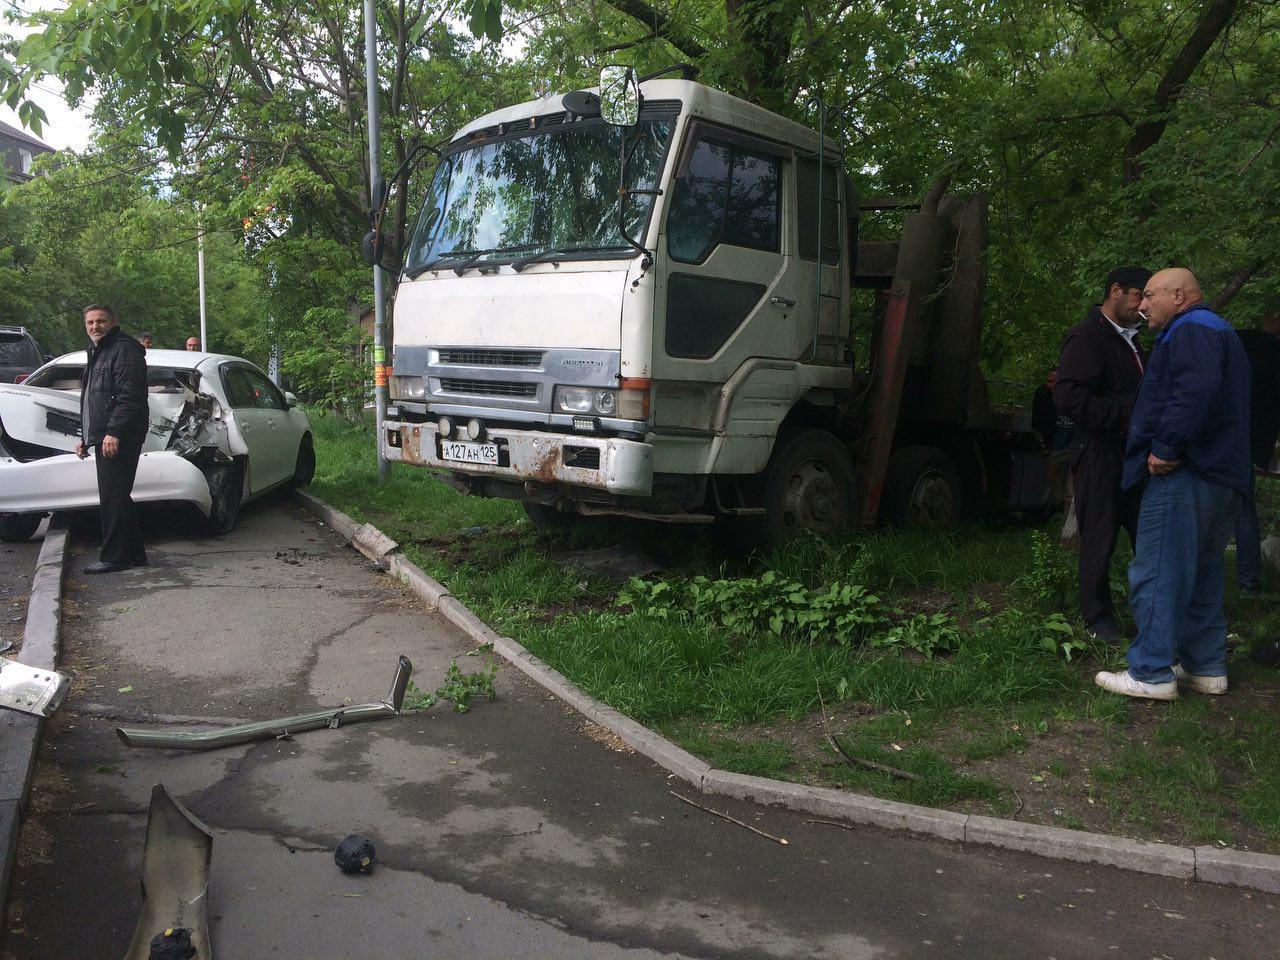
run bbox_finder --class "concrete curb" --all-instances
[1,521,68,917]
[296,493,1280,895]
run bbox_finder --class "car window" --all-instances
[667,137,781,263]
[23,364,84,390]
[146,367,199,394]
[0,332,40,366]
[239,366,286,410]
[221,367,259,408]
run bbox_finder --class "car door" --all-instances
[221,364,293,493]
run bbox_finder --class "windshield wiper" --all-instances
[410,243,548,278]
[511,244,631,273]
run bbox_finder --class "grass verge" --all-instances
[310,412,1280,851]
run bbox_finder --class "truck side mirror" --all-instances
[599,65,640,126]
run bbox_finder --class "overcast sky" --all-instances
[1,1,95,152]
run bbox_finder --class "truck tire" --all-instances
[761,429,855,543]
[881,446,962,529]
[203,463,242,535]
[0,512,43,542]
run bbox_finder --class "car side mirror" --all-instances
[284,391,298,409]
[599,65,640,126]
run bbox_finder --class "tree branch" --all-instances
[1212,257,1266,311]
[601,0,708,60]
[1123,0,1239,182]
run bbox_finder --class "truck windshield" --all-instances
[405,119,672,275]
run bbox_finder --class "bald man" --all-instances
[1095,268,1252,701]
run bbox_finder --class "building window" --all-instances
[18,149,32,175]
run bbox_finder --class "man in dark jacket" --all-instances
[1054,266,1151,640]
[1233,316,1280,593]
[1095,268,1251,700]
[74,304,149,574]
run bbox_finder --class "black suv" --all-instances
[0,325,45,384]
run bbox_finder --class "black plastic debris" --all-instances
[149,927,196,960]
[335,834,376,874]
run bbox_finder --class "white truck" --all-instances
[374,66,1047,541]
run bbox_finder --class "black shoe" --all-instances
[83,560,136,575]
[1086,618,1123,643]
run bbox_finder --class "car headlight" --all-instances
[391,375,426,400]
[554,386,617,416]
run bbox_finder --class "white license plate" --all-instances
[440,440,499,465]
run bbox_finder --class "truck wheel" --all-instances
[203,463,241,535]
[0,512,43,542]
[762,429,855,543]
[881,446,962,529]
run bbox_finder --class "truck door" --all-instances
[651,124,806,433]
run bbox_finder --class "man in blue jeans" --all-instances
[1095,268,1252,700]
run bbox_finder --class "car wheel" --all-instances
[880,446,963,529]
[203,463,241,535]
[761,429,855,544]
[291,435,315,487]
[0,512,43,542]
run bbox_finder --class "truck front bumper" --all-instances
[383,420,653,497]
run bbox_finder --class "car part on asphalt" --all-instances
[116,656,413,750]
[123,785,214,960]
[148,927,197,960]
[334,834,377,874]
[0,656,69,718]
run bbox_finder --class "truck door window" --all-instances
[667,138,781,264]
[796,157,841,265]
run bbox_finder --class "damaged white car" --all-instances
[0,350,314,541]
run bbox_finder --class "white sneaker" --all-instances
[1094,670,1178,701]
[1172,664,1227,695]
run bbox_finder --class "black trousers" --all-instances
[1072,441,1142,625]
[94,435,147,564]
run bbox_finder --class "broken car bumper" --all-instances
[382,419,653,496]
[0,451,214,516]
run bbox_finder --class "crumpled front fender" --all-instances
[0,451,214,517]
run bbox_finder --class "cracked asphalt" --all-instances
[2,496,1277,958]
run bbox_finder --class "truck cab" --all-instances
[382,72,1046,539]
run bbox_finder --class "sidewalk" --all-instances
[3,497,1275,958]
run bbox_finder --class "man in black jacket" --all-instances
[1235,316,1280,595]
[1054,266,1151,639]
[75,304,149,574]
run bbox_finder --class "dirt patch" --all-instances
[580,721,634,753]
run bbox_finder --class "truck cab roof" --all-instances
[450,78,839,160]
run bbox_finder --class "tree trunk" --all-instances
[1122,0,1239,183]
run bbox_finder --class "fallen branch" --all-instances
[803,817,857,832]
[669,791,789,845]
[826,734,921,782]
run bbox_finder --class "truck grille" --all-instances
[438,349,543,368]
[438,378,537,399]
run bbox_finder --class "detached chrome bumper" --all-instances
[383,420,653,496]
[0,451,214,516]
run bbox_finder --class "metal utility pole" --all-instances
[364,0,389,482]
[197,223,208,351]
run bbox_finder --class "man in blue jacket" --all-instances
[1095,268,1252,700]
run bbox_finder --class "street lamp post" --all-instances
[364,0,389,483]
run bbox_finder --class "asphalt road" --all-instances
[2,496,1276,959]
[0,521,45,656]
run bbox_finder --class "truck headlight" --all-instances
[554,386,617,416]
[391,375,426,400]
